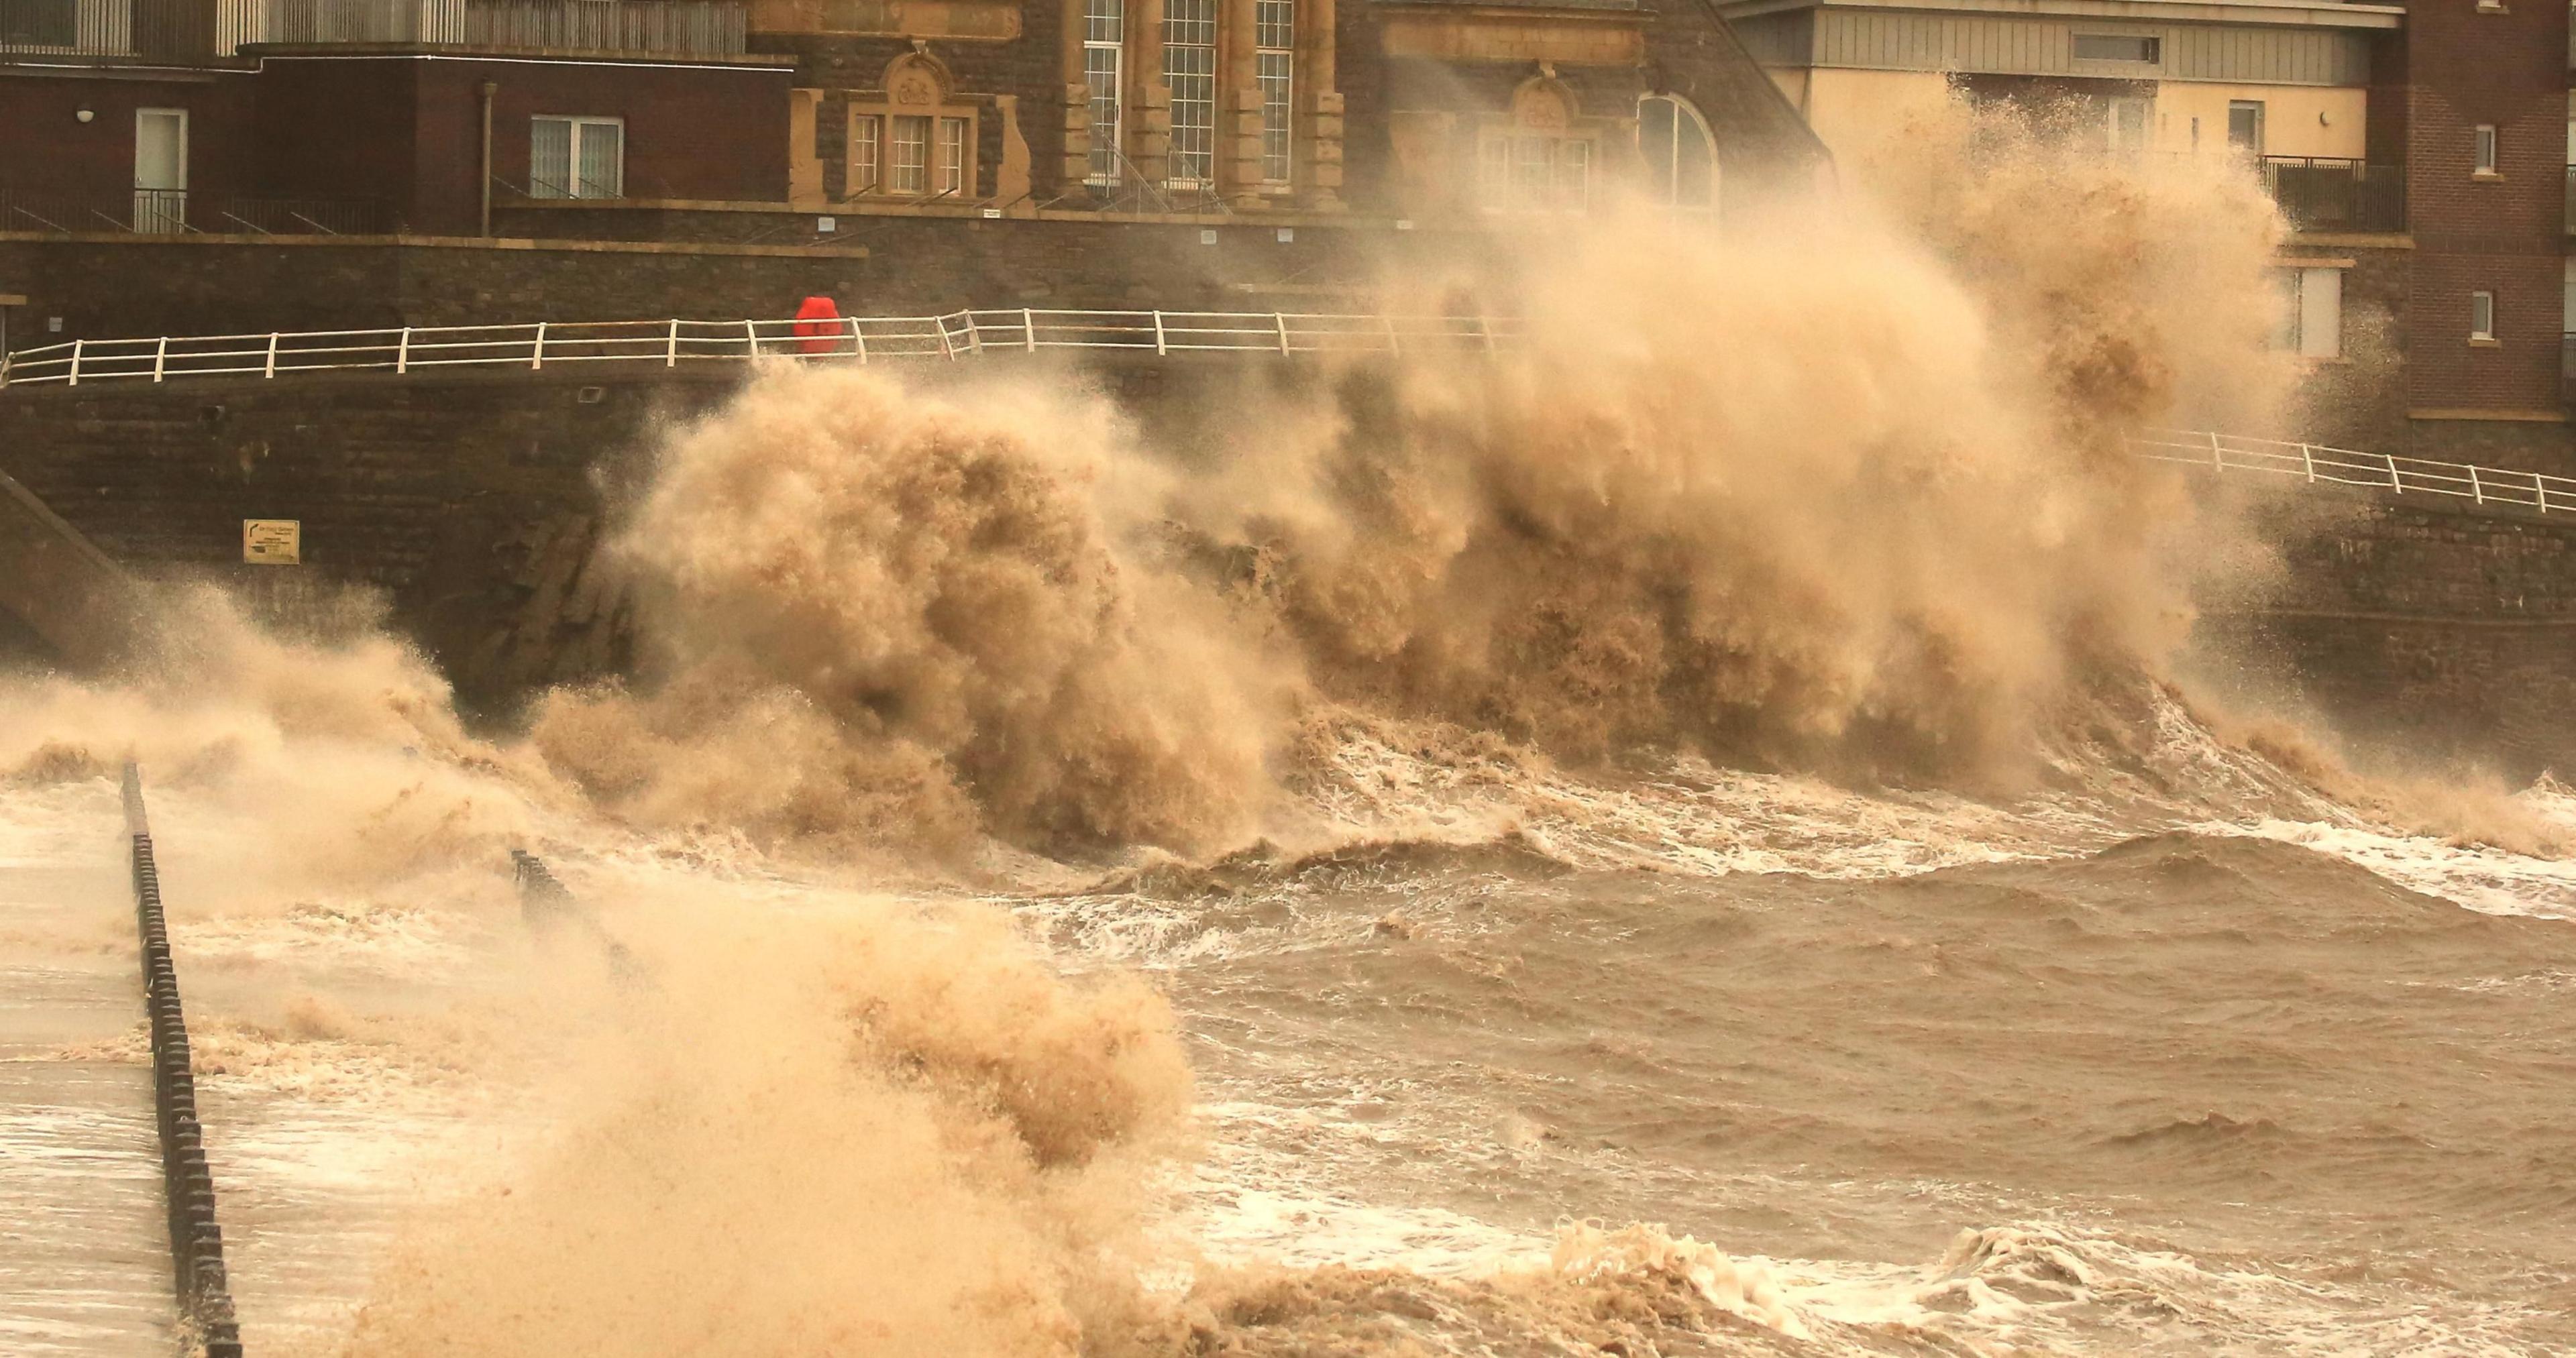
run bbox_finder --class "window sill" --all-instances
[2471,170,2505,182]
[2469,337,2503,348]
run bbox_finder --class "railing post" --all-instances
[2469,463,2485,505]
[530,321,546,370]
[2208,430,2224,473]
[937,317,955,360]
[1383,315,1401,355]
[1023,307,1037,353]
[152,337,167,383]
[69,338,83,387]
[852,317,868,365]
[2300,443,2315,482]
[2536,471,2550,514]
[1479,315,1495,353]
[744,319,758,358]
[396,327,412,375]
[2385,451,2402,494]
[665,319,679,367]
[262,333,278,380]
[1275,312,1291,356]
[1152,310,1167,357]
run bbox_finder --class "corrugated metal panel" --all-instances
[2169,26,2366,84]
[1811,9,2368,86]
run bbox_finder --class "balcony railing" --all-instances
[1,0,745,58]
[2262,157,2405,235]
[0,186,387,235]
[2565,165,2573,236]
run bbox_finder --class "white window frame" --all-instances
[1163,0,1218,189]
[1479,130,1591,215]
[1255,0,1294,188]
[133,107,189,234]
[531,114,625,199]
[937,116,967,196]
[2070,32,2161,65]
[890,115,931,196]
[2227,99,2264,156]
[2471,290,2497,341]
[1083,0,1124,186]
[2269,265,2343,359]
[852,113,881,192]
[2473,124,2499,176]
[1636,93,1717,214]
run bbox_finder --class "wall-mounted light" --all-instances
[75,108,94,123]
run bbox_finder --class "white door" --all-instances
[134,109,188,233]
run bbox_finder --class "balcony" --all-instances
[0,0,747,60]
[1,186,388,235]
[2262,157,2405,235]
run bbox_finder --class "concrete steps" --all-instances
[0,465,136,670]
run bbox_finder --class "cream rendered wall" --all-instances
[2153,83,2367,160]
[1801,66,1963,160]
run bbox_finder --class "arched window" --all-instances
[1637,93,1717,213]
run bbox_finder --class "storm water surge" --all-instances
[528,119,2301,862]
[4,108,2568,1357]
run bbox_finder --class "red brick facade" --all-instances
[0,52,796,236]
[2396,0,2569,438]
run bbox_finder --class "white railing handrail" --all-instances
[1,312,2562,516]
[0,310,1524,391]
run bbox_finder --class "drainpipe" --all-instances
[479,80,498,237]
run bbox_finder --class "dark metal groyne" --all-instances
[121,762,244,1358]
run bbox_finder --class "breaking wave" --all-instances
[3,104,2566,1357]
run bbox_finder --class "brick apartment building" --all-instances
[1725,0,2575,467]
[2380,0,2569,464]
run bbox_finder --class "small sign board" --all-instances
[241,519,301,566]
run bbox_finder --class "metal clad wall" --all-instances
[1811,9,2368,87]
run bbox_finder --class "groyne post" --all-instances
[122,762,245,1358]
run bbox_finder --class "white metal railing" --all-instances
[3,313,2567,516]
[2128,427,2576,515]
[0,310,1519,387]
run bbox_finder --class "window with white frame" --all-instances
[1636,93,1716,213]
[2269,266,2343,359]
[2070,33,2160,64]
[845,58,977,200]
[890,115,931,194]
[2474,124,2499,176]
[531,115,623,199]
[2472,290,2497,341]
[1481,133,1590,213]
[1164,0,1217,187]
[853,113,881,192]
[938,117,967,195]
[1255,0,1294,186]
[1083,0,1124,185]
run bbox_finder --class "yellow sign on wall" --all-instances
[242,520,301,566]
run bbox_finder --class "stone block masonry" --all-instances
[2198,493,2576,781]
[0,368,746,712]
[13,359,2576,781]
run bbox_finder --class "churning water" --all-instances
[2,111,2571,1355]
